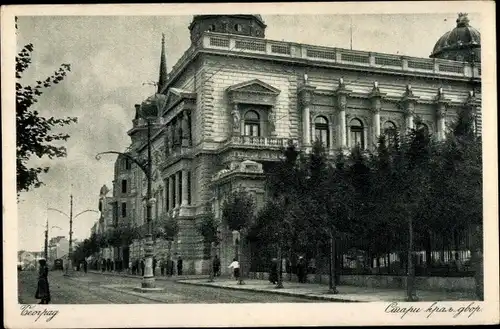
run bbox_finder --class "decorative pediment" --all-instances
[227,79,280,106]
[163,88,197,114]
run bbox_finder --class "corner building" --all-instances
[120,14,481,275]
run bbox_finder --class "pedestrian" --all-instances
[83,259,88,274]
[213,255,221,277]
[269,258,278,284]
[297,256,307,283]
[140,259,145,276]
[160,259,165,276]
[169,258,175,276]
[128,260,132,275]
[228,258,240,282]
[101,259,106,272]
[177,256,183,276]
[35,258,51,304]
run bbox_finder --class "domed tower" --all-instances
[188,14,267,44]
[430,13,481,62]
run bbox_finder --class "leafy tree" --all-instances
[221,189,256,232]
[197,211,219,281]
[221,188,256,284]
[16,17,77,195]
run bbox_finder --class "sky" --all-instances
[14,9,482,251]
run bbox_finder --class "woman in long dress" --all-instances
[35,258,51,304]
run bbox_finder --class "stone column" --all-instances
[369,82,384,148]
[401,84,418,132]
[181,169,189,206]
[335,78,350,149]
[435,88,448,141]
[404,102,415,130]
[168,176,174,211]
[299,85,316,148]
[338,104,347,148]
[372,108,381,142]
[181,111,191,147]
[436,103,447,141]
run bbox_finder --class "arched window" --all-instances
[350,118,364,148]
[244,110,260,136]
[383,121,397,147]
[314,116,330,148]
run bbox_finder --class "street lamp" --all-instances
[44,218,62,260]
[95,95,163,292]
[48,200,99,276]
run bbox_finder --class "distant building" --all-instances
[107,13,481,274]
[48,236,69,266]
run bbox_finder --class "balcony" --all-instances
[223,135,297,150]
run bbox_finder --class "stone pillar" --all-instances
[372,108,381,142]
[181,169,189,206]
[435,88,449,141]
[299,84,316,148]
[401,84,418,132]
[168,176,174,211]
[404,106,414,131]
[369,81,384,148]
[436,103,447,141]
[335,78,350,149]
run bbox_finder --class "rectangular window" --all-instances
[178,171,183,206]
[187,171,192,205]
[124,158,131,170]
[172,175,176,206]
[121,180,127,194]
[165,180,170,211]
[121,202,127,218]
[112,203,118,226]
[154,192,159,220]
[244,123,260,136]
[159,189,164,215]
[351,128,364,148]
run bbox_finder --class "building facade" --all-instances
[48,236,69,266]
[109,14,481,274]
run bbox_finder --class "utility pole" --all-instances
[44,218,49,260]
[65,194,74,275]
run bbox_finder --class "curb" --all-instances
[176,281,361,302]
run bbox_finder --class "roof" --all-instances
[430,13,480,61]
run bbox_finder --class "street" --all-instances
[18,270,317,304]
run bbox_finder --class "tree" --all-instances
[154,216,179,272]
[197,211,219,281]
[221,188,256,284]
[16,17,77,195]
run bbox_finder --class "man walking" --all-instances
[177,256,183,276]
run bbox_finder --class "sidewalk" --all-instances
[177,278,478,302]
[85,270,478,302]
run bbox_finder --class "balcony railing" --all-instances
[224,135,296,148]
[197,32,480,79]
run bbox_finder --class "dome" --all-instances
[430,13,481,62]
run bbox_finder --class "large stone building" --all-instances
[108,13,481,274]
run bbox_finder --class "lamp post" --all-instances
[44,219,62,260]
[48,201,99,276]
[96,95,163,291]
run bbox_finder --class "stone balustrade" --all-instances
[167,32,480,86]
[225,135,296,148]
